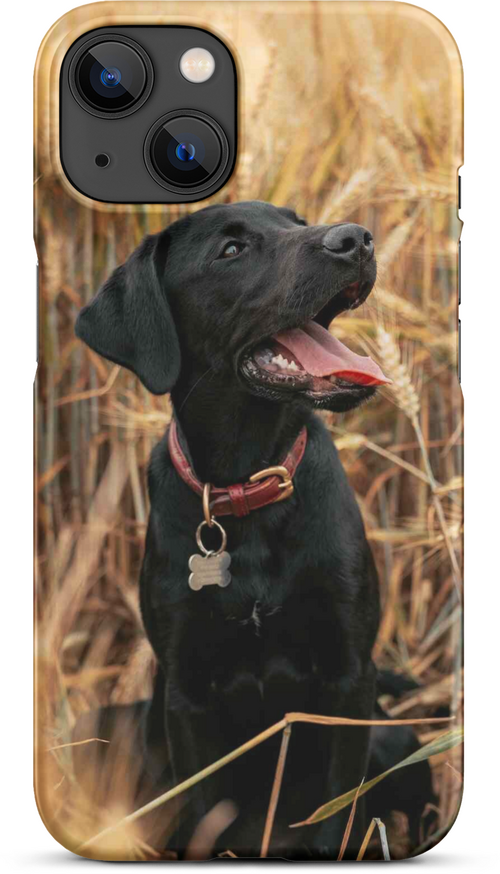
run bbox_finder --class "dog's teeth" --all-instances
[271,354,289,369]
[266,352,303,374]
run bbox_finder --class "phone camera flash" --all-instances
[180,48,215,83]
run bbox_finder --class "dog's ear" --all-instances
[75,230,180,395]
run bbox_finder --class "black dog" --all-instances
[76,201,389,859]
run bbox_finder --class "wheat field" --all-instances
[34,1,463,859]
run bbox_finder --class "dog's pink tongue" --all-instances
[273,321,390,386]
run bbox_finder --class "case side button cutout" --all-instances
[458,170,465,212]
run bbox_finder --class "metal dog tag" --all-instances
[188,517,232,591]
[188,551,231,591]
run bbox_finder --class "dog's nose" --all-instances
[322,223,374,263]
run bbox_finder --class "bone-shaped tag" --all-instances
[188,551,232,591]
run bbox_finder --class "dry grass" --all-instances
[34,1,463,860]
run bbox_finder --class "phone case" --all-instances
[34,1,463,861]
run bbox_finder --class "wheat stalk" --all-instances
[376,328,420,421]
[375,186,454,204]
[376,207,423,275]
[319,169,377,223]
[374,287,427,325]
[376,327,462,603]
[358,85,419,160]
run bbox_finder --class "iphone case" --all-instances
[34,1,463,861]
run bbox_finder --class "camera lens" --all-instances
[176,142,196,162]
[69,35,153,118]
[145,111,229,193]
[100,67,122,88]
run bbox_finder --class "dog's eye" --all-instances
[221,241,244,259]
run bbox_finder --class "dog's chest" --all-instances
[188,595,315,708]
[202,587,325,682]
[177,514,343,682]
[222,597,282,637]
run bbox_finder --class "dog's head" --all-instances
[76,201,388,412]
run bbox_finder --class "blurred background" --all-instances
[34,1,463,859]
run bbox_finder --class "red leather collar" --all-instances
[167,420,307,518]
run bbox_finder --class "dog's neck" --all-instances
[171,375,307,486]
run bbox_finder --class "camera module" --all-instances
[61,26,237,202]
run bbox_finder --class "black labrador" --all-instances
[76,200,389,859]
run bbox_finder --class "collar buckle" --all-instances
[249,465,294,503]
